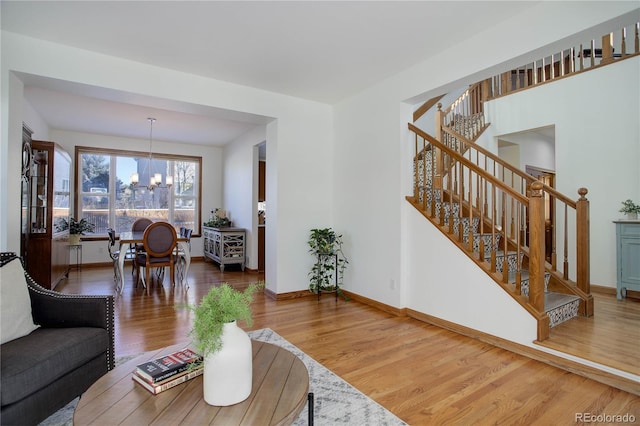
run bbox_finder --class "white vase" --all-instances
[202,320,252,406]
[69,234,81,245]
[626,212,638,220]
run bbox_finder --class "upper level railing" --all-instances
[413,21,639,121]
[484,21,640,100]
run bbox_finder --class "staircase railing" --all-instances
[483,21,639,100]
[440,81,489,141]
[408,123,592,341]
[429,82,490,188]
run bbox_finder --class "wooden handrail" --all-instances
[413,94,445,122]
[441,81,486,116]
[408,122,590,341]
[437,124,576,208]
[410,124,527,204]
[434,122,586,280]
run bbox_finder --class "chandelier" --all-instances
[130,118,173,191]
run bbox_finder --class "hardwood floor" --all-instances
[58,261,640,425]
[541,292,640,376]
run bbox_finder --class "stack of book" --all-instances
[132,348,203,394]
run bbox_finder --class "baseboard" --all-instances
[591,284,640,300]
[590,284,616,295]
[406,308,640,396]
[78,256,208,269]
[265,288,408,317]
[341,290,407,317]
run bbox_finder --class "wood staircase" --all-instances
[407,19,640,342]
[407,83,593,341]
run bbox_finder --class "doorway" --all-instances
[257,142,266,272]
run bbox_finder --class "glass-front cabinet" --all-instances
[24,140,71,289]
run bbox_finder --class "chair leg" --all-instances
[308,392,314,426]
[145,265,151,292]
[112,259,121,292]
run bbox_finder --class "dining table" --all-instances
[116,231,190,294]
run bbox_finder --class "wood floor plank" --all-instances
[58,261,640,424]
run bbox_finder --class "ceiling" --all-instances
[1,1,539,146]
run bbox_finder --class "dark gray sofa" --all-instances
[0,252,115,425]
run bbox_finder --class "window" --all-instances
[75,146,202,236]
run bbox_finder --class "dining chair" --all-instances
[107,228,136,290]
[175,228,193,285]
[137,222,178,289]
[107,228,120,283]
[131,218,153,275]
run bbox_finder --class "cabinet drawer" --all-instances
[619,223,640,237]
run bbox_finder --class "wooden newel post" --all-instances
[528,181,545,313]
[576,188,590,295]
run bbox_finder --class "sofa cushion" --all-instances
[0,257,39,344]
[0,327,109,406]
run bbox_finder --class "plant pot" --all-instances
[626,212,638,220]
[69,234,81,245]
[202,320,252,406]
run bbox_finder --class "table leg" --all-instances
[117,242,126,294]
[178,241,191,286]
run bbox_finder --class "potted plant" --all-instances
[308,228,349,299]
[179,282,263,406]
[204,208,231,228]
[59,217,95,244]
[619,199,640,220]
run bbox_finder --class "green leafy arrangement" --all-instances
[179,282,263,356]
[619,199,640,214]
[308,228,349,299]
[204,208,231,228]
[56,217,95,234]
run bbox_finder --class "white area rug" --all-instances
[39,328,406,425]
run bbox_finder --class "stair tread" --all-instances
[545,292,580,311]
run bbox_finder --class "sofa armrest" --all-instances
[25,271,115,370]
[28,285,112,328]
[1,252,115,370]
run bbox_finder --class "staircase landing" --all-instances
[536,291,640,380]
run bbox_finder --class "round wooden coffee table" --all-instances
[74,340,309,425]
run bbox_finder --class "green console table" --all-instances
[614,220,640,299]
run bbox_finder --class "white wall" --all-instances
[1,73,25,251]
[497,132,556,172]
[23,98,50,139]
[223,125,267,271]
[406,206,538,344]
[484,57,640,288]
[1,31,332,295]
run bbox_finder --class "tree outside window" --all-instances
[76,147,201,236]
